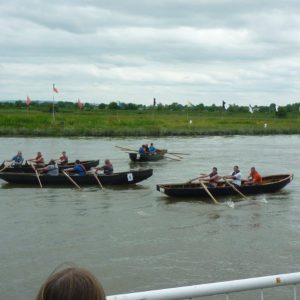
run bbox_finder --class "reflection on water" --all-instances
[0,135,299,300]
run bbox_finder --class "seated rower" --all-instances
[149,143,156,154]
[7,151,24,168]
[139,145,145,154]
[65,160,86,176]
[58,151,68,165]
[225,165,242,186]
[38,159,59,176]
[196,167,220,187]
[28,151,45,167]
[144,144,149,153]
[95,159,113,175]
[244,167,262,185]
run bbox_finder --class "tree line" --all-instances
[0,100,299,116]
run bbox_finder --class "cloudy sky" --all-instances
[1,0,300,106]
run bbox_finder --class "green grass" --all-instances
[0,109,300,136]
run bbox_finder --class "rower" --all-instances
[95,159,113,175]
[139,145,145,154]
[58,151,68,165]
[7,150,24,168]
[244,167,262,185]
[149,143,157,154]
[38,159,59,176]
[195,167,220,187]
[65,160,86,176]
[28,151,45,167]
[144,144,149,153]
[225,165,242,186]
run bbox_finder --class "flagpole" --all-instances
[52,83,55,122]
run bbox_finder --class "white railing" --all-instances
[107,272,300,300]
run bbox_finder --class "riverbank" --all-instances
[1,109,300,136]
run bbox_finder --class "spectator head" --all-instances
[35,266,106,300]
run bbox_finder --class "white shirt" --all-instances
[231,171,242,186]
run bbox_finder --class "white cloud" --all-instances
[0,0,300,105]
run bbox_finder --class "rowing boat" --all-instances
[129,149,167,162]
[157,174,293,199]
[0,169,153,186]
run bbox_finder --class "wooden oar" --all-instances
[185,174,207,184]
[164,154,181,161]
[62,171,81,190]
[0,161,14,173]
[93,172,104,190]
[115,146,137,152]
[186,177,199,184]
[168,152,190,156]
[29,162,43,188]
[223,177,248,200]
[165,153,183,159]
[124,151,140,154]
[200,181,219,205]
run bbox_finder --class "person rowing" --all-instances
[144,144,149,153]
[37,159,59,176]
[244,167,262,185]
[224,165,242,186]
[6,150,24,168]
[64,160,86,176]
[139,145,145,154]
[149,143,157,154]
[27,151,45,167]
[57,151,68,165]
[195,167,220,187]
[95,159,113,175]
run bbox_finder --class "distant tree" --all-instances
[269,103,276,112]
[124,103,138,110]
[276,107,287,118]
[98,103,106,109]
[168,102,183,111]
[108,102,119,110]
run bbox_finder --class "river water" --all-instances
[0,135,299,300]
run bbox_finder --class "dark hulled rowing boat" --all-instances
[157,174,293,199]
[129,150,167,162]
[0,169,153,186]
[0,160,99,173]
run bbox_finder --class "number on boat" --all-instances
[127,173,133,182]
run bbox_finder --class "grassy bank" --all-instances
[1,109,300,136]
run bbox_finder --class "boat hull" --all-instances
[157,174,293,199]
[0,169,153,186]
[129,150,167,162]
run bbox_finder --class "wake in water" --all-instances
[225,200,235,208]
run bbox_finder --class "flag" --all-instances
[53,84,59,93]
[26,95,32,106]
[77,98,84,109]
[249,105,253,113]
[222,101,226,110]
[187,100,193,107]
[153,98,156,107]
